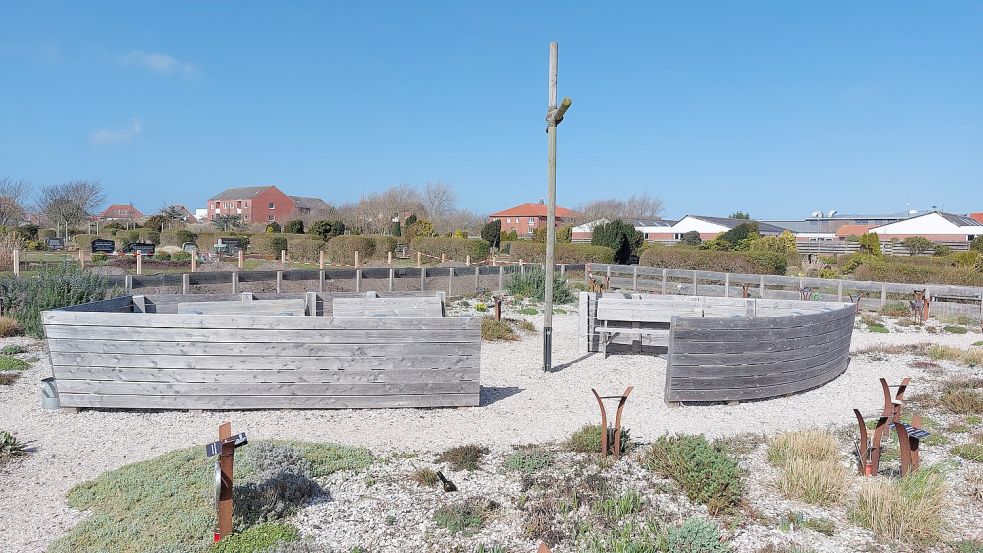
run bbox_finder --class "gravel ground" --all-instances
[0,308,981,552]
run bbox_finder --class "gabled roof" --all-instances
[208,186,277,201]
[938,212,983,226]
[489,202,579,218]
[290,196,331,210]
[686,215,787,234]
[99,204,143,218]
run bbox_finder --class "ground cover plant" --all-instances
[849,464,948,546]
[644,434,743,515]
[437,444,489,471]
[0,355,29,371]
[0,430,29,462]
[505,267,573,303]
[480,317,535,341]
[566,424,634,456]
[48,441,372,553]
[767,430,848,506]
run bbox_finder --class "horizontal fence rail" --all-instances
[588,263,983,317]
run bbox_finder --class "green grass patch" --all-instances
[209,523,299,552]
[974,341,983,347]
[944,325,969,334]
[644,434,743,515]
[849,464,947,545]
[518,307,538,315]
[481,317,518,341]
[0,355,29,371]
[566,424,633,456]
[577,519,666,553]
[0,430,29,462]
[290,442,373,477]
[432,498,495,535]
[594,490,643,523]
[437,444,489,471]
[0,345,26,355]
[867,322,889,333]
[951,444,983,462]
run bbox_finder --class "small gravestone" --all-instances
[90,239,116,254]
[45,237,65,251]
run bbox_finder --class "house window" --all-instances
[528,217,536,224]
[215,202,220,208]
[268,214,275,221]
[237,201,242,208]
[506,218,511,224]
[269,202,275,209]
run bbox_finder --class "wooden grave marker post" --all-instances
[205,422,248,541]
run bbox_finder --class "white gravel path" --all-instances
[0,311,980,552]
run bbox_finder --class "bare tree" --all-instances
[0,178,32,227]
[36,180,107,228]
[421,182,457,226]
[575,192,664,224]
[440,208,486,236]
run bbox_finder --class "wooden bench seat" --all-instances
[177,298,308,316]
[332,296,444,318]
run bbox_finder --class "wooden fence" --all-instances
[589,264,983,318]
[42,292,480,410]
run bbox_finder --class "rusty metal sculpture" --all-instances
[853,377,929,476]
[537,544,552,553]
[588,274,610,294]
[740,283,752,298]
[909,289,929,325]
[591,386,633,460]
[848,292,869,314]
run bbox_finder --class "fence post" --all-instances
[417,251,422,268]
[238,250,244,270]
[319,270,325,293]
[880,283,886,308]
[136,252,142,275]
[355,269,361,292]
[182,273,190,295]
[125,274,133,293]
[448,267,454,296]
[232,271,239,294]
[388,251,393,266]
[276,270,283,293]
[474,266,480,293]
[319,250,325,270]
[560,264,566,277]
[661,268,667,295]
[585,263,591,285]
[191,255,197,273]
[420,267,426,291]
[466,254,471,267]
[441,253,446,264]
[692,272,698,296]
[499,265,505,291]
[759,275,765,298]
[388,268,394,292]
[354,251,360,269]
[837,280,843,302]
[12,249,19,277]
[78,249,85,269]
[280,250,287,265]
[724,273,730,297]
[632,265,638,291]
[521,262,526,276]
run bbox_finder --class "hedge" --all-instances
[286,237,325,262]
[852,262,983,287]
[249,233,286,256]
[370,236,399,259]
[639,247,788,275]
[324,235,376,265]
[159,229,198,247]
[413,237,490,262]
[506,241,615,264]
[71,234,100,250]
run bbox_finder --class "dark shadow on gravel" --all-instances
[479,386,523,406]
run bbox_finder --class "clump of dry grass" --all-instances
[920,344,983,366]
[0,316,22,338]
[480,317,536,341]
[967,470,983,505]
[767,430,847,506]
[437,444,489,471]
[849,465,947,545]
[409,467,439,487]
[941,378,983,415]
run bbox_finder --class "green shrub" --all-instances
[0,430,28,461]
[172,251,192,262]
[414,236,490,263]
[410,467,439,487]
[666,517,731,553]
[944,325,969,334]
[0,356,30,371]
[0,345,25,355]
[566,424,633,455]
[481,220,501,248]
[972,236,983,253]
[160,229,198,246]
[591,220,643,264]
[481,317,518,341]
[640,247,786,274]
[151,252,172,261]
[324,235,375,264]
[645,435,743,515]
[0,264,122,338]
[270,236,288,256]
[283,220,305,234]
[679,230,702,246]
[858,233,882,256]
[209,523,299,553]
[290,442,373,477]
[506,241,615,264]
[433,497,495,535]
[506,267,573,303]
[370,235,398,259]
[308,220,345,241]
[266,221,282,233]
[880,302,910,317]
[578,519,666,552]
[0,316,22,337]
[234,442,321,527]
[933,244,953,257]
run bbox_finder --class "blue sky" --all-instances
[1,2,981,219]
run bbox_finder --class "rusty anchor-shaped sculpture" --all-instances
[853,377,930,476]
[591,386,634,460]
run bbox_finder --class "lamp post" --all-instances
[543,41,572,372]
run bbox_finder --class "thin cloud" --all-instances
[89,119,142,146]
[119,50,196,78]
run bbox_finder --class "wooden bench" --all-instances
[595,299,677,357]
[332,296,444,318]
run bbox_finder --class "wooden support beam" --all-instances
[182,273,190,295]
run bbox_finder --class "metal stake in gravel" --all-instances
[542,41,572,372]
[205,422,248,541]
[591,386,633,460]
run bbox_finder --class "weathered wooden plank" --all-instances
[57,393,481,409]
[51,366,480,384]
[176,299,308,316]
[42,311,477,330]
[56,380,480,396]
[48,352,478,370]
[44,325,480,343]
[47,338,479,357]
[58,296,133,313]
[671,323,854,354]
[670,340,850,373]
[672,306,855,332]
[666,361,848,402]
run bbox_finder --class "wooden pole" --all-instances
[280,249,286,265]
[441,253,446,264]
[237,250,244,270]
[232,272,239,294]
[78,249,85,269]
[387,251,393,266]
[355,268,361,292]
[499,265,505,291]
[465,254,470,267]
[420,266,426,291]
[448,267,454,296]
[216,422,234,539]
[416,251,421,268]
[276,270,283,293]
[319,250,325,270]
[319,270,325,293]
[136,252,142,275]
[191,254,197,273]
[12,249,19,277]
[388,268,394,292]
[182,273,190,295]
[354,250,360,269]
[474,266,480,293]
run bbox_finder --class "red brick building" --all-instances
[98,204,144,221]
[488,201,579,237]
[207,186,296,224]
